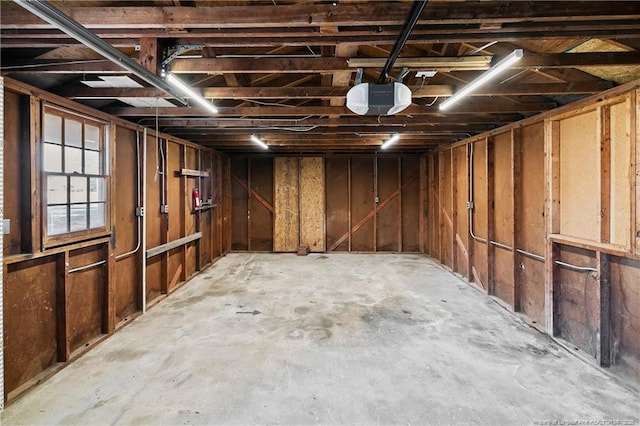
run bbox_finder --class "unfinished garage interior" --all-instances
[1,0,640,423]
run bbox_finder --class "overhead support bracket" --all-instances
[354,68,364,86]
[398,67,410,83]
[377,0,428,83]
[162,44,205,69]
[13,0,188,105]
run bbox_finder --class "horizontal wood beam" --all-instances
[9,52,639,74]
[4,2,639,29]
[110,102,556,117]
[167,124,493,136]
[67,82,613,101]
[168,56,492,73]
[201,138,449,146]
[150,114,522,128]
[146,232,202,259]
[4,22,640,48]
[515,52,640,68]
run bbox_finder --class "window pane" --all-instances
[65,147,83,173]
[85,124,100,150]
[89,203,105,228]
[65,118,83,147]
[89,177,106,202]
[70,176,87,203]
[70,204,88,232]
[85,150,101,175]
[47,205,68,235]
[47,175,68,204]
[44,114,62,144]
[43,143,62,172]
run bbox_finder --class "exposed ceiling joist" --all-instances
[4,2,640,29]
[3,0,639,153]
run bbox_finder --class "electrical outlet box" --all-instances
[2,219,9,235]
[161,205,169,214]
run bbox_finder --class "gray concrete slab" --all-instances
[2,253,638,425]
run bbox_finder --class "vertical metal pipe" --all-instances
[0,76,5,412]
[141,128,147,313]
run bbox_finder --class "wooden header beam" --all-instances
[7,52,639,74]
[4,2,640,30]
[110,102,555,117]
[66,82,613,100]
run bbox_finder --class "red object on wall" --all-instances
[193,187,201,210]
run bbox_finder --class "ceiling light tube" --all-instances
[13,0,188,105]
[380,134,400,150]
[166,73,218,115]
[251,135,269,150]
[439,49,524,111]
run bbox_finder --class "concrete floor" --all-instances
[2,253,638,425]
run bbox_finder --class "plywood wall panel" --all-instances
[5,257,58,395]
[471,140,489,291]
[145,134,163,303]
[274,157,299,252]
[610,256,640,382]
[300,157,325,252]
[221,157,231,253]
[428,155,440,261]
[67,246,106,353]
[440,151,453,268]
[185,147,197,237]
[251,158,274,251]
[145,135,162,248]
[518,123,546,324]
[556,246,600,358]
[402,157,421,253]
[200,151,214,264]
[114,255,138,322]
[350,158,375,251]
[231,157,248,250]
[560,111,601,241]
[560,256,598,351]
[610,100,632,247]
[200,208,212,266]
[326,158,349,251]
[145,257,163,304]
[114,127,139,323]
[492,132,514,305]
[453,147,468,270]
[167,141,184,290]
[184,148,198,279]
[3,90,24,255]
[376,158,399,251]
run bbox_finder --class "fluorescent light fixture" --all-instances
[380,134,400,150]
[166,73,218,114]
[13,0,188,105]
[251,135,269,150]
[439,49,523,111]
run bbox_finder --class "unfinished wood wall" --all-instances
[427,85,640,383]
[2,79,228,403]
[230,155,424,253]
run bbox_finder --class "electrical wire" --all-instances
[0,59,110,70]
[241,99,297,108]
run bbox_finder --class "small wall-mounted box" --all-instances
[2,219,10,235]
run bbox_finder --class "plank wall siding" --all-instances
[426,83,640,384]
[2,78,228,402]
[3,77,640,404]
